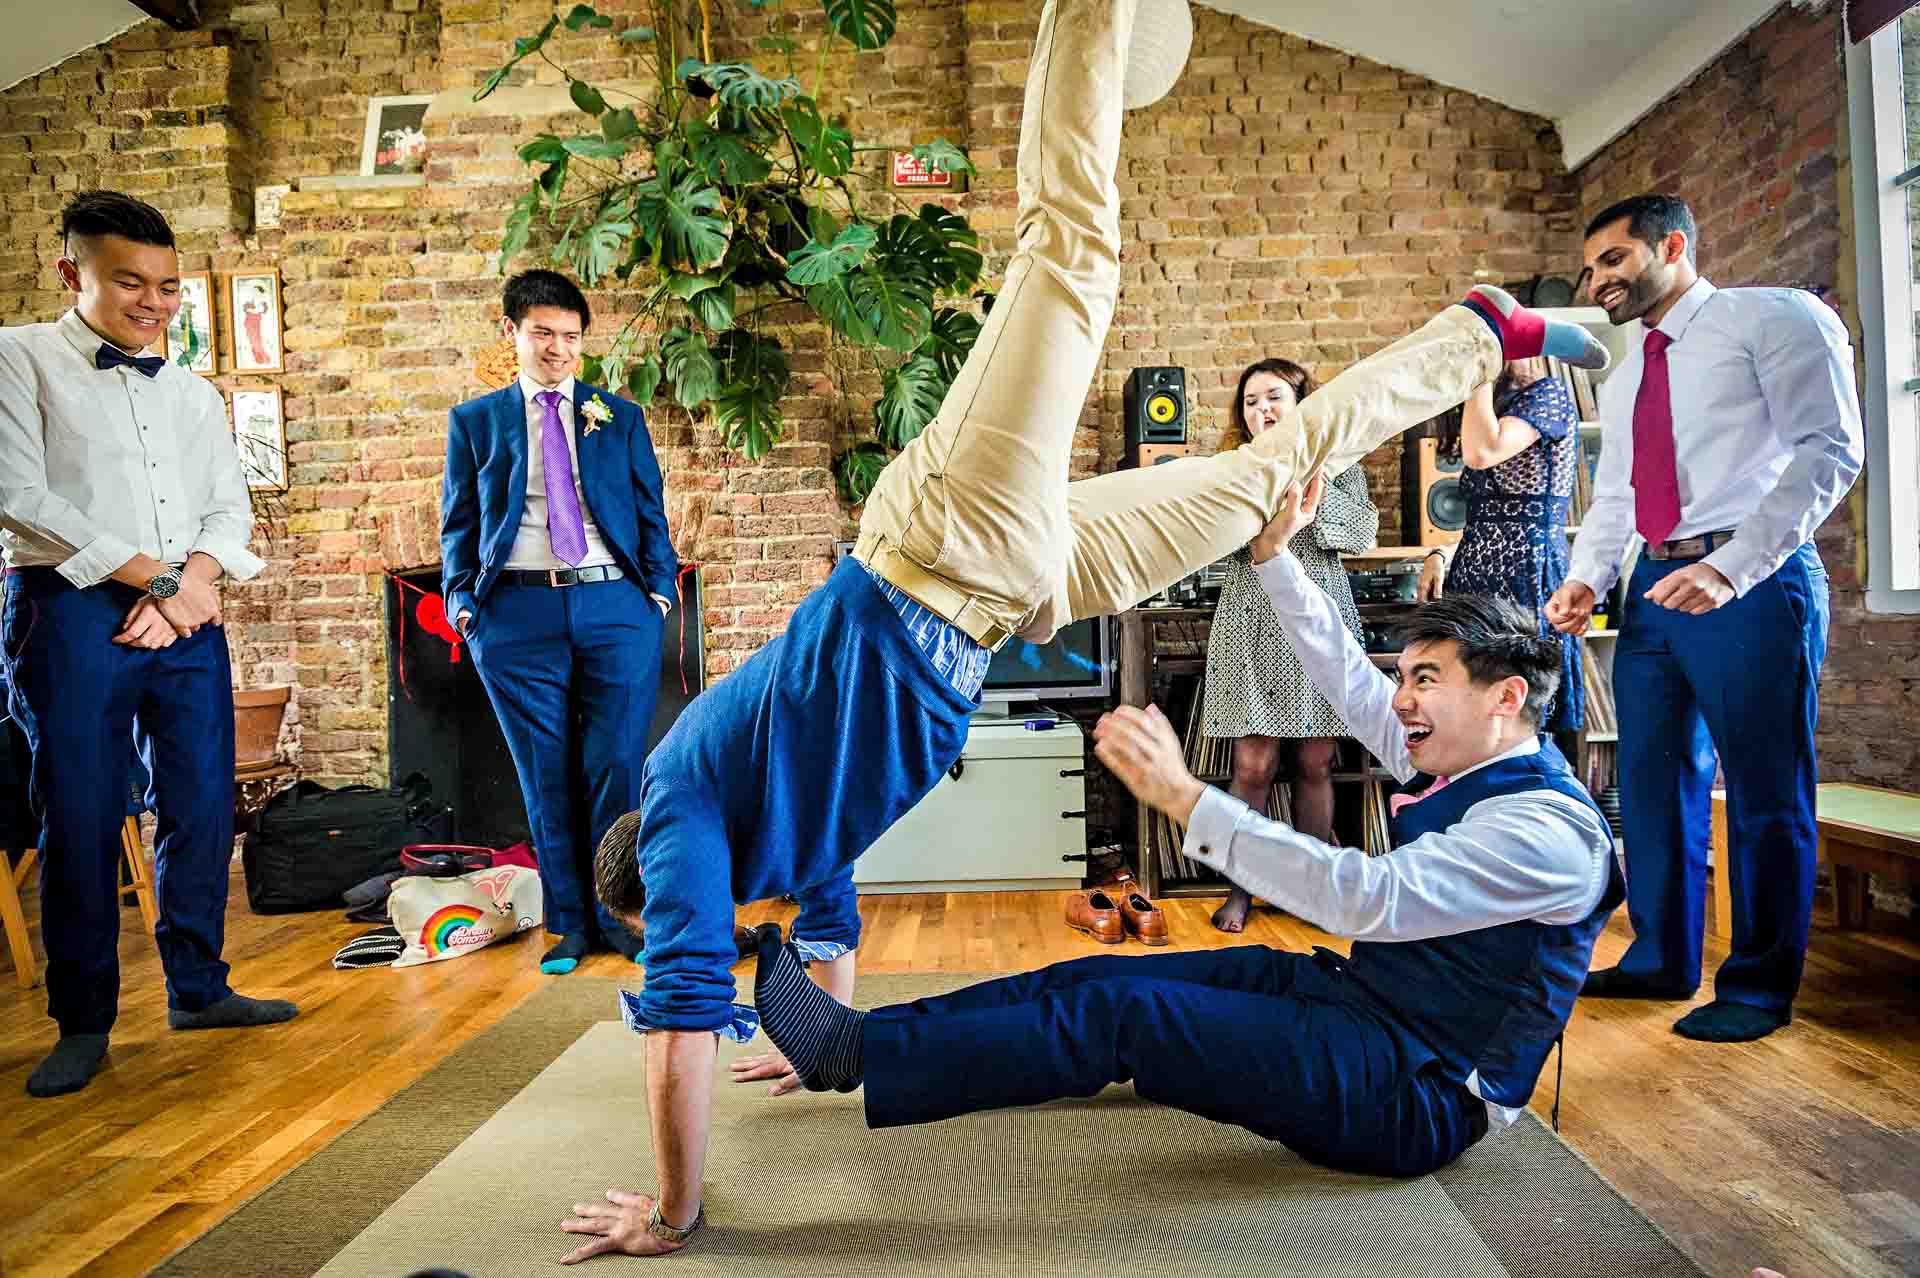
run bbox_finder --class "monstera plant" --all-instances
[478,0,988,503]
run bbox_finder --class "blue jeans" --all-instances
[1612,543,1830,1010]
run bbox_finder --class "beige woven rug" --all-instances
[154,975,1702,1277]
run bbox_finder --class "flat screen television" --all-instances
[976,615,1113,719]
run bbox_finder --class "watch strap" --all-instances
[645,1202,704,1244]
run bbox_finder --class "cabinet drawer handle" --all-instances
[1059,768,1085,778]
[1061,809,1086,820]
[948,759,965,781]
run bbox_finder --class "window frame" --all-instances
[1846,19,1920,608]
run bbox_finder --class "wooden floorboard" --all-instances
[2,865,1917,1277]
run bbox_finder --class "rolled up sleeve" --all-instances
[634,782,747,1033]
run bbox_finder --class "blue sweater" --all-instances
[633,558,978,1031]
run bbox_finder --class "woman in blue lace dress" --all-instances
[1419,359,1584,737]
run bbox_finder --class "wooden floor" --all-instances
[3,867,1918,1278]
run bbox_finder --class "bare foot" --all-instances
[1211,886,1252,934]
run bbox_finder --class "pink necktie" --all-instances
[535,389,588,566]
[1389,774,1450,817]
[1631,329,1681,546]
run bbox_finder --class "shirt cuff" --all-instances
[1700,543,1765,599]
[791,938,852,964]
[1181,786,1251,874]
[619,989,760,1043]
[56,532,140,589]
[190,538,266,582]
[651,592,672,616]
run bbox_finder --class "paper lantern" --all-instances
[1124,0,1193,111]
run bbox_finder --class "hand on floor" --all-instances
[730,1048,804,1097]
[559,1189,685,1262]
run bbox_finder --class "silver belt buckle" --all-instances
[548,568,572,587]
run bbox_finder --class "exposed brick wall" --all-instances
[1573,2,1920,805]
[4,2,1572,785]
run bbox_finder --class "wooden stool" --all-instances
[0,817,159,990]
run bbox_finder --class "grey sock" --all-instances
[168,993,299,1031]
[27,1034,109,1097]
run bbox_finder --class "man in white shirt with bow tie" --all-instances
[1547,193,1865,1043]
[0,191,297,1099]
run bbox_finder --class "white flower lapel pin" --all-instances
[581,393,613,435]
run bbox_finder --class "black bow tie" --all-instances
[96,344,166,378]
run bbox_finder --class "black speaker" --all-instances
[1124,366,1186,467]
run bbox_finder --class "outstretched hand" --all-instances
[730,1048,804,1096]
[560,1189,686,1262]
[1250,472,1324,564]
[1093,704,1205,826]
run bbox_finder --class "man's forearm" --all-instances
[645,1029,717,1229]
[108,553,176,591]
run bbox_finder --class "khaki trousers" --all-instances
[855,0,1502,646]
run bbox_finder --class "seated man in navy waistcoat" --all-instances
[749,473,1623,1180]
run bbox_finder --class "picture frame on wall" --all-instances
[228,268,284,374]
[230,385,287,491]
[360,94,433,176]
[158,271,216,376]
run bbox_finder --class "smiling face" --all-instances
[1239,370,1299,438]
[506,303,585,388]
[1583,216,1691,327]
[57,233,181,353]
[1391,638,1531,778]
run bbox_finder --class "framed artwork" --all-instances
[231,386,288,491]
[228,268,284,374]
[158,272,216,376]
[361,95,433,176]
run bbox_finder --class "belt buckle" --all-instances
[548,568,577,587]
[976,620,1012,651]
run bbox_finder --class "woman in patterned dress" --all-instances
[1200,358,1378,933]
[1418,358,1585,742]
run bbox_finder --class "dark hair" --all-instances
[1584,193,1697,264]
[1393,594,1561,725]
[594,808,647,916]
[1435,364,1531,459]
[60,191,175,258]
[503,269,591,329]
[1231,357,1315,444]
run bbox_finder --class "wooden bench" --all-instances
[1710,783,1920,937]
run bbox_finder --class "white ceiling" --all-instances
[0,0,146,94]
[1206,0,1806,168]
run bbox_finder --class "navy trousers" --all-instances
[862,946,1487,1179]
[1612,543,1830,1011]
[465,576,661,939]
[2,570,236,1035]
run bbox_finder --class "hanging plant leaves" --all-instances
[634,172,732,271]
[687,279,737,329]
[690,126,773,186]
[563,136,629,161]
[822,0,897,50]
[913,204,984,293]
[661,327,722,410]
[876,355,947,449]
[712,331,790,459]
[564,3,613,30]
[478,14,559,100]
[618,24,655,41]
[627,355,663,405]
[601,108,642,143]
[499,191,539,267]
[785,223,878,285]
[782,97,853,179]
[570,78,607,116]
[519,136,569,165]
[676,59,802,109]
[805,276,878,347]
[846,265,934,352]
[910,139,974,176]
[834,441,892,505]
[918,307,982,379]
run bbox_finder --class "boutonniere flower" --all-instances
[580,394,613,435]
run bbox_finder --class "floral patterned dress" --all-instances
[1443,376,1585,734]
[1202,464,1377,739]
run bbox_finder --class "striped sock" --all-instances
[1461,284,1611,371]
[752,924,866,1093]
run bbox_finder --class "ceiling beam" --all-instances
[128,0,201,32]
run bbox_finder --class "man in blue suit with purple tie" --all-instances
[440,269,679,974]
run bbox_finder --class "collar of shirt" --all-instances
[1444,735,1541,786]
[59,308,157,362]
[1650,275,1717,345]
[518,372,576,407]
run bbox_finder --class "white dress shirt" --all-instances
[1181,551,1616,1129]
[1568,278,1864,599]
[498,373,670,616]
[0,309,263,585]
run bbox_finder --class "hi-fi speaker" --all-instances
[1123,365,1186,468]
[1402,436,1466,546]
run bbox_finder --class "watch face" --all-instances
[150,572,181,598]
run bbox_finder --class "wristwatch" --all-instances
[645,1202,704,1244]
[147,567,184,599]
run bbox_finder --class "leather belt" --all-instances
[1643,529,1737,561]
[496,564,625,588]
[852,538,1015,651]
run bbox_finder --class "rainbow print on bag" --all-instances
[421,903,494,956]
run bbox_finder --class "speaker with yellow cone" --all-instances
[1123,365,1186,467]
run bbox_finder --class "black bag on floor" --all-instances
[242,772,449,914]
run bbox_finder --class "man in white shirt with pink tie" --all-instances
[1547,193,1864,1043]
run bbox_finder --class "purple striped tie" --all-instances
[535,389,588,566]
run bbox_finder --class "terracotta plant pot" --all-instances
[233,687,291,769]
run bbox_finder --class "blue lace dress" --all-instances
[1442,376,1585,734]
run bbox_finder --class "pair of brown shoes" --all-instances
[1066,888,1169,946]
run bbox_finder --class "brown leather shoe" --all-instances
[1066,890,1125,944]
[1117,891,1170,945]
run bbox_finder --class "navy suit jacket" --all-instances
[439,381,679,624]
